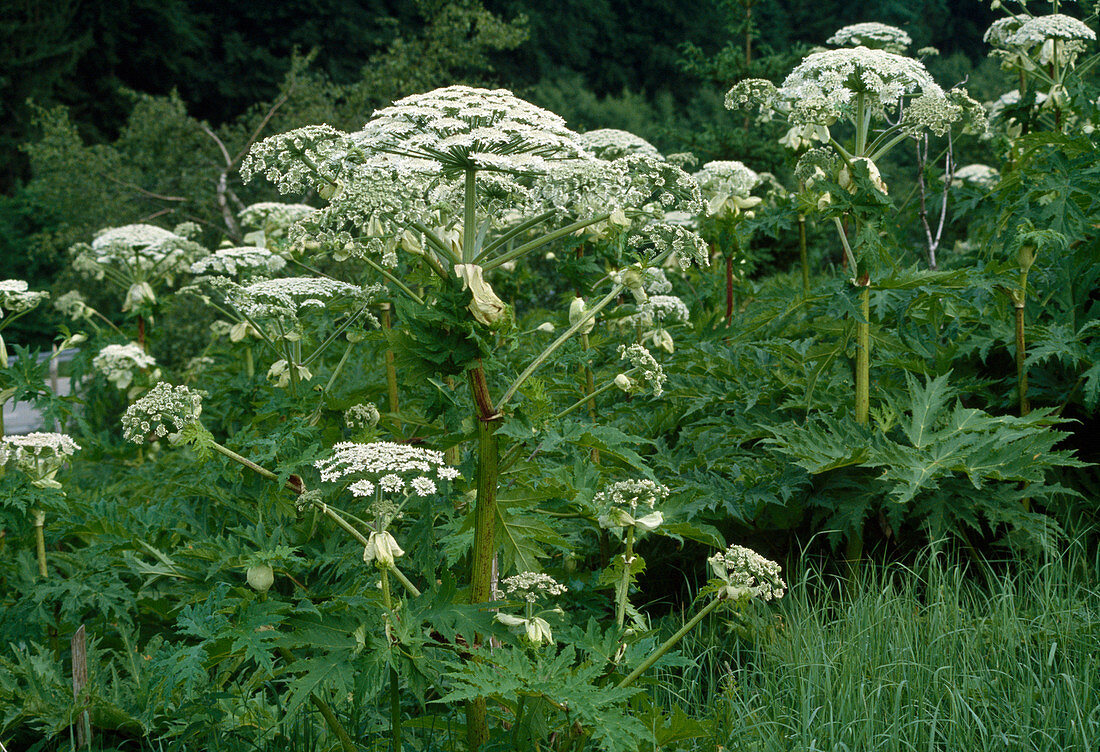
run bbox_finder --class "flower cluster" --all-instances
[344,402,381,431]
[594,479,669,532]
[578,128,662,160]
[707,545,786,602]
[627,223,709,270]
[190,247,287,278]
[728,48,951,130]
[74,224,206,282]
[356,85,585,175]
[314,441,458,498]
[93,343,158,390]
[827,22,912,53]
[239,202,316,231]
[0,280,48,317]
[213,276,376,322]
[496,572,568,603]
[618,344,667,397]
[121,382,204,443]
[694,161,763,218]
[54,290,91,320]
[953,163,1000,190]
[618,295,690,355]
[987,14,1095,69]
[493,572,567,646]
[0,433,80,489]
[240,125,353,195]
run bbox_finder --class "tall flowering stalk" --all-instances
[242,85,707,747]
[985,10,1096,130]
[0,432,80,579]
[728,41,984,562]
[69,224,207,348]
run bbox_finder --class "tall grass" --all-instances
[656,546,1100,751]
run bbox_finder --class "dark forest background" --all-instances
[0,0,999,341]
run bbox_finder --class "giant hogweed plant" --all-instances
[105,85,776,749]
[727,35,987,562]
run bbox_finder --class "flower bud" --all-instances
[363,530,404,568]
[619,266,649,304]
[455,264,507,327]
[123,282,156,312]
[247,564,275,593]
[536,322,555,333]
[838,157,888,195]
[614,373,634,392]
[569,297,596,335]
[1016,244,1036,272]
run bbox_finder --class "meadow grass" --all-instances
[655,545,1100,751]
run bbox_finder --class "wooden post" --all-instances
[71,625,91,748]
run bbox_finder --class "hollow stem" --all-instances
[798,213,809,294]
[496,283,624,412]
[466,364,499,752]
[616,597,723,690]
[379,569,402,752]
[382,304,400,429]
[615,527,635,630]
[725,255,735,325]
[33,509,47,579]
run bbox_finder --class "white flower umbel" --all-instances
[356,85,584,174]
[121,382,204,443]
[243,86,707,281]
[344,402,381,431]
[493,571,567,646]
[1009,14,1096,68]
[827,22,912,54]
[952,163,1001,189]
[727,47,980,163]
[707,545,786,602]
[315,441,457,496]
[93,343,157,390]
[0,280,49,317]
[694,161,763,218]
[74,224,207,286]
[0,433,80,489]
[595,479,669,532]
[497,571,568,603]
[578,128,663,161]
[190,247,287,279]
[618,344,666,397]
[0,279,49,366]
[239,202,316,231]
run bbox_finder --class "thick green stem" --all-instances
[382,304,400,429]
[616,597,723,690]
[33,509,47,579]
[497,283,624,412]
[798,214,809,294]
[725,255,735,325]
[464,169,478,263]
[855,282,870,426]
[615,527,635,630]
[469,369,501,606]
[481,214,612,272]
[848,281,871,577]
[1015,302,1030,417]
[467,365,500,752]
[380,570,402,752]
